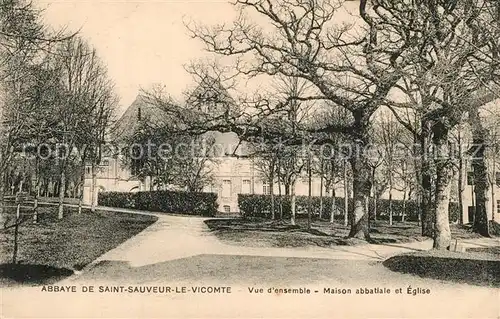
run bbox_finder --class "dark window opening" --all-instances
[468,206,475,223]
[467,172,474,185]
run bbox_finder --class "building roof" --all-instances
[112,94,158,142]
[112,93,250,157]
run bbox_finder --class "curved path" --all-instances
[85,206,498,260]
[60,206,498,282]
[73,206,428,269]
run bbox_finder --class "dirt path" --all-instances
[55,206,497,285]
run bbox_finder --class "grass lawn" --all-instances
[205,217,487,248]
[0,205,157,286]
[468,246,500,255]
[383,249,500,287]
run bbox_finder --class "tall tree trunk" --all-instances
[348,152,371,240]
[433,164,454,250]
[371,166,377,222]
[347,111,372,240]
[49,178,53,197]
[65,177,70,198]
[277,156,283,220]
[0,169,6,227]
[58,168,66,219]
[10,175,15,195]
[343,159,349,227]
[458,128,465,224]
[91,161,97,212]
[13,214,20,264]
[307,155,312,229]
[33,182,40,224]
[331,187,336,224]
[388,174,393,226]
[319,160,324,219]
[421,121,434,237]
[416,192,422,225]
[330,163,336,224]
[270,173,275,220]
[40,179,45,197]
[33,157,40,224]
[278,158,283,220]
[491,157,496,222]
[0,144,9,226]
[12,177,24,264]
[469,109,490,237]
[471,177,475,224]
[491,184,496,222]
[78,168,85,215]
[402,188,407,223]
[432,125,453,250]
[290,179,296,226]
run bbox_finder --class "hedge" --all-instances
[238,194,459,222]
[98,190,218,217]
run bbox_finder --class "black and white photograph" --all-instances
[0,0,499,318]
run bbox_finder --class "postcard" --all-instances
[1,0,499,318]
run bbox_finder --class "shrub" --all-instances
[238,194,350,220]
[98,190,218,217]
[238,194,459,222]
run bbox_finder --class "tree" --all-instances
[0,0,64,224]
[186,0,415,240]
[312,102,352,224]
[121,119,179,190]
[365,135,385,223]
[171,133,219,192]
[53,36,116,217]
[376,113,401,225]
[377,0,500,248]
[252,140,279,219]
[485,111,500,223]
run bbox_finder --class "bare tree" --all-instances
[185,0,409,240]
[379,0,500,248]
[376,113,401,225]
[0,0,61,223]
[172,134,219,192]
[52,36,116,217]
[252,141,279,219]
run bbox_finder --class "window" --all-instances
[263,183,271,195]
[97,166,106,174]
[100,159,110,166]
[222,180,231,197]
[85,167,91,175]
[242,179,251,194]
[131,160,141,177]
[497,200,500,214]
[467,172,474,185]
[496,172,500,186]
[223,205,231,213]
[468,206,475,224]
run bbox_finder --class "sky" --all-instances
[37,0,238,115]
[32,0,500,128]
